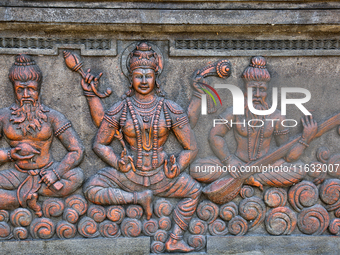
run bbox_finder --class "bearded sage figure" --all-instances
[80,42,201,252]
[0,54,84,216]
[190,56,318,203]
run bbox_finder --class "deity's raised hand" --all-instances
[81,68,103,93]
[301,115,318,144]
[191,73,206,94]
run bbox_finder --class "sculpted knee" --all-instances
[66,167,84,189]
[82,174,105,204]
[189,163,215,183]
[189,164,205,181]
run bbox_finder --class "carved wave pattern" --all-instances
[1,176,340,252]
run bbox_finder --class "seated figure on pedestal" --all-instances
[81,42,201,252]
[0,54,84,216]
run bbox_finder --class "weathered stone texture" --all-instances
[0,237,151,255]
[0,0,339,254]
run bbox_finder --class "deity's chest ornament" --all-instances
[126,97,164,168]
[131,96,159,123]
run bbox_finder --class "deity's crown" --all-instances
[128,42,159,73]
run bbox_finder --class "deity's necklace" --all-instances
[126,97,164,168]
[131,96,158,123]
[131,96,158,109]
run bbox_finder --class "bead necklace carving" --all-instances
[152,98,164,168]
[120,102,128,127]
[131,97,159,123]
[247,118,265,161]
[163,104,172,129]
[126,97,164,168]
[126,98,143,167]
[131,96,158,109]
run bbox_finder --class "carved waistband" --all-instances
[14,161,53,174]
[125,164,165,187]
[134,166,161,177]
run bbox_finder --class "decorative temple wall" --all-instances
[0,1,340,254]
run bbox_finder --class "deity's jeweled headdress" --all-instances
[127,42,160,73]
[123,42,164,98]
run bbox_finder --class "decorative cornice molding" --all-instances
[0,38,116,56]
[171,39,340,56]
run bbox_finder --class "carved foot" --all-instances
[244,176,263,191]
[27,193,42,217]
[165,235,194,252]
[137,190,153,220]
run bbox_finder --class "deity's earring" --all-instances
[155,77,164,97]
[126,80,134,97]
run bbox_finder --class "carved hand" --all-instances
[10,143,41,161]
[164,155,180,179]
[224,155,243,179]
[81,68,103,93]
[301,115,318,144]
[192,74,206,94]
[39,170,58,187]
[118,149,133,173]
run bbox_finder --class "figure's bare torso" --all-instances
[106,97,188,171]
[1,107,56,170]
[122,110,169,171]
[234,115,274,163]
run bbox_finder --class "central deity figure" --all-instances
[82,42,201,252]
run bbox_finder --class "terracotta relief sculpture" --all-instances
[0,54,84,216]
[0,44,339,250]
[67,42,201,252]
[190,56,319,203]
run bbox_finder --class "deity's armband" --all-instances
[172,116,189,129]
[164,100,188,129]
[103,101,126,129]
[54,122,72,137]
[103,114,119,130]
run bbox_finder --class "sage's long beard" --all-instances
[245,99,269,131]
[10,102,48,135]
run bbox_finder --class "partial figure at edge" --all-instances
[0,54,84,216]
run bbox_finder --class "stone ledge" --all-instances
[2,236,340,254]
[1,8,339,25]
[2,0,340,9]
[207,236,340,255]
[0,237,151,255]
[1,8,340,33]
